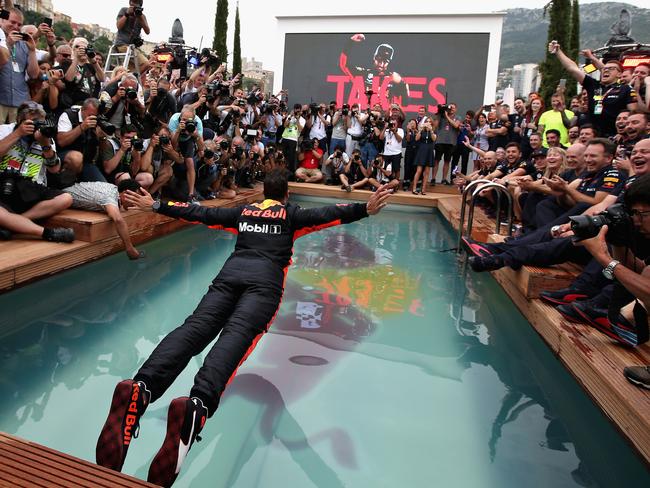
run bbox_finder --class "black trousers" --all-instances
[135,257,284,416]
[500,236,592,269]
[451,144,471,175]
[282,139,298,174]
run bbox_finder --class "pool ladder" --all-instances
[457,180,514,255]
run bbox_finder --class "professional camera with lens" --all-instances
[246,90,263,106]
[334,148,343,158]
[569,203,632,246]
[219,140,230,151]
[184,121,196,134]
[134,6,143,16]
[437,104,449,114]
[203,149,215,160]
[372,158,382,167]
[264,104,277,115]
[159,135,170,145]
[85,44,96,59]
[341,104,350,116]
[97,116,116,136]
[124,87,138,101]
[131,36,144,48]
[131,136,144,151]
[375,117,385,130]
[199,48,220,68]
[32,120,57,138]
[300,138,314,151]
[309,103,319,116]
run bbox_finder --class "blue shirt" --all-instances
[0,42,31,107]
[168,113,203,142]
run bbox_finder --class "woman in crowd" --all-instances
[29,61,61,115]
[520,96,544,159]
[411,116,436,195]
[402,118,419,190]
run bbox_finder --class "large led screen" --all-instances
[282,32,491,115]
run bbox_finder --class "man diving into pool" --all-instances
[95,169,392,487]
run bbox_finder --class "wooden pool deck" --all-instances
[0,182,648,484]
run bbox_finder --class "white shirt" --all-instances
[0,30,7,50]
[378,162,393,183]
[347,116,364,136]
[326,151,350,173]
[57,109,83,133]
[383,128,404,156]
[309,114,330,140]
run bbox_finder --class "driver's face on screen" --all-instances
[374,56,389,72]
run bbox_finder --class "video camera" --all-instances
[569,203,632,246]
[437,104,450,114]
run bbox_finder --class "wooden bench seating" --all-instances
[0,188,263,292]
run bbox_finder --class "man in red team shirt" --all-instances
[295,138,325,183]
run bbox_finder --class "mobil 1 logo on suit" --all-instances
[238,222,282,234]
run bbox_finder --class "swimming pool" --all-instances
[0,196,648,487]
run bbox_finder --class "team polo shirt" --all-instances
[576,165,625,198]
[300,148,323,170]
[518,160,544,181]
[495,159,520,176]
[582,76,636,137]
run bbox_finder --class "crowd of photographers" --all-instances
[0,2,649,384]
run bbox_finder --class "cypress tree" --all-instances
[538,0,572,104]
[212,0,229,63]
[233,3,242,78]
[565,0,580,99]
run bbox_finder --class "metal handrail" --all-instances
[457,181,513,254]
[471,183,513,237]
[457,179,491,252]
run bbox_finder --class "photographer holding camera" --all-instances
[381,116,404,185]
[0,101,75,242]
[144,77,178,128]
[434,103,461,185]
[114,0,150,74]
[101,74,145,131]
[280,103,305,175]
[573,172,650,349]
[330,103,348,155]
[295,138,324,183]
[168,105,204,203]
[59,37,105,110]
[345,103,368,156]
[340,149,370,191]
[100,124,151,189]
[140,126,182,197]
[56,98,109,183]
[368,153,399,192]
[0,7,39,123]
[259,102,282,149]
[306,103,331,158]
[193,140,233,200]
[324,146,349,187]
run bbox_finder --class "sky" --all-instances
[52,0,647,71]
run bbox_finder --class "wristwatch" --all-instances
[602,260,620,280]
[151,200,161,213]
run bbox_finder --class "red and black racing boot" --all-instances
[96,379,150,472]
[147,396,208,488]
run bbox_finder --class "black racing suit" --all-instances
[134,198,369,416]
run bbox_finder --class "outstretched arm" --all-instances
[123,188,242,230]
[291,186,391,238]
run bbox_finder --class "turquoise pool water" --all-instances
[0,197,648,488]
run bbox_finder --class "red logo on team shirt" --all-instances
[241,208,287,219]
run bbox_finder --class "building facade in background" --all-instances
[511,63,540,97]
[242,57,275,94]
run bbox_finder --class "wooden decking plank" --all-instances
[0,433,156,487]
[0,438,144,488]
[0,465,44,488]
